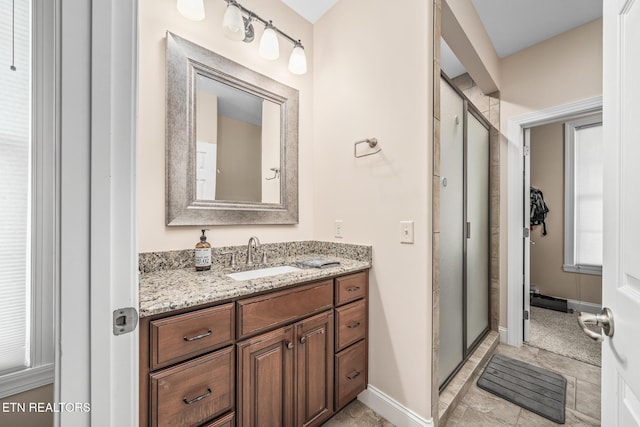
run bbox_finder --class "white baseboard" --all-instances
[358,385,433,427]
[567,299,601,314]
[499,327,508,343]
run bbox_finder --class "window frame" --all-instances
[0,0,56,399]
[563,113,603,276]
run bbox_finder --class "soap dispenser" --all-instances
[195,229,212,271]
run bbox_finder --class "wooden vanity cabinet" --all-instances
[237,326,295,427]
[140,270,368,427]
[333,271,368,412]
[237,283,334,427]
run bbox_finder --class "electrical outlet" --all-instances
[400,221,414,244]
[334,220,344,238]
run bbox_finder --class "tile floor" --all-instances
[444,343,601,426]
[321,400,393,426]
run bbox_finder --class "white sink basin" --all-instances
[226,265,302,281]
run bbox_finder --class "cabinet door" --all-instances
[237,326,294,427]
[295,311,334,427]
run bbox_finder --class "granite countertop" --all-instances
[139,254,371,318]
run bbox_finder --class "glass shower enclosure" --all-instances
[438,76,491,388]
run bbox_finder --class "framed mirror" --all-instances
[166,32,299,225]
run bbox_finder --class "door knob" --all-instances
[578,307,614,342]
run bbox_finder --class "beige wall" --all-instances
[0,385,53,427]
[313,0,432,418]
[138,0,314,251]
[498,18,603,327]
[216,115,262,202]
[530,122,602,304]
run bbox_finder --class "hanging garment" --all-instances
[530,187,549,236]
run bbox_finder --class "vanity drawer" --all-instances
[335,340,366,410]
[150,303,234,370]
[150,346,234,427]
[202,411,235,427]
[238,280,333,339]
[335,299,367,351]
[335,272,367,306]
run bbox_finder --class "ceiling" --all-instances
[280,0,338,23]
[280,0,603,80]
[441,0,602,78]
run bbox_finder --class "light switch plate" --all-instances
[334,220,344,238]
[400,221,414,244]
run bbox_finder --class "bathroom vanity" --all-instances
[138,245,370,427]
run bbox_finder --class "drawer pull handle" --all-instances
[183,388,211,405]
[346,371,361,380]
[183,330,212,342]
[347,322,361,329]
[347,286,361,292]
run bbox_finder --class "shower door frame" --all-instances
[439,74,492,390]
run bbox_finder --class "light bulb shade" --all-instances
[177,0,205,21]
[259,26,280,60]
[223,3,245,41]
[288,43,307,75]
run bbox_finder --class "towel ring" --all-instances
[354,138,381,158]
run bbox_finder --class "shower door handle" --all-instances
[578,307,614,342]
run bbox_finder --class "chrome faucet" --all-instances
[246,236,261,266]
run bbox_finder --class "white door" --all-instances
[523,129,531,342]
[196,141,218,200]
[57,0,139,426]
[600,0,640,424]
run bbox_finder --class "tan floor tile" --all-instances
[459,385,522,425]
[575,379,601,420]
[517,407,600,427]
[443,403,468,426]
[535,348,601,386]
[565,375,577,410]
[322,400,393,427]
[454,407,516,427]
[494,343,540,365]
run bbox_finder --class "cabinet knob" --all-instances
[300,336,307,344]
[286,341,294,350]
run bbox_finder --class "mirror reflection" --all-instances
[195,74,281,204]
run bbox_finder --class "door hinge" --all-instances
[524,145,530,156]
[523,227,530,238]
[523,310,530,320]
[113,307,138,336]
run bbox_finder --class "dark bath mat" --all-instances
[477,354,567,424]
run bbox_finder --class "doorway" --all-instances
[525,114,603,367]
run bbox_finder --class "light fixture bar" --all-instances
[225,0,300,47]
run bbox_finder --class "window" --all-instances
[0,0,54,398]
[563,114,603,275]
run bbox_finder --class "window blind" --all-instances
[574,124,603,267]
[0,0,31,374]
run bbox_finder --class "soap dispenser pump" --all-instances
[195,229,212,271]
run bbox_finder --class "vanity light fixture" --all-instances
[222,0,245,41]
[259,21,280,60]
[177,0,205,21]
[288,40,307,75]
[177,0,307,75]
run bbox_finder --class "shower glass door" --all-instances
[439,79,465,386]
[439,76,491,388]
[465,111,490,349]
